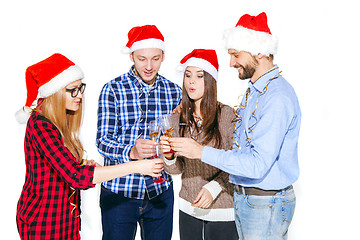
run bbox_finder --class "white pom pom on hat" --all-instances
[15,106,32,124]
[15,53,84,124]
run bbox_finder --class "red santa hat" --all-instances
[122,25,165,54]
[223,12,278,56]
[15,53,84,123]
[179,49,219,81]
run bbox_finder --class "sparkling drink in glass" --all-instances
[160,115,176,154]
[148,119,167,183]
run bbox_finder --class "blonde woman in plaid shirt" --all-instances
[16,53,163,240]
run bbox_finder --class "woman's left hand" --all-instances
[191,188,213,209]
[168,137,204,159]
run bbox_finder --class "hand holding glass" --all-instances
[149,120,167,183]
[149,120,160,156]
[160,115,176,154]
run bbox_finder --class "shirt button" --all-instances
[73,173,77,177]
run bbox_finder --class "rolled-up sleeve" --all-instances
[32,120,95,189]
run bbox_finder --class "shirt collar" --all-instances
[129,65,161,90]
[249,65,279,92]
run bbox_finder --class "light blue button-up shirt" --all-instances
[202,66,301,190]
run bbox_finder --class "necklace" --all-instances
[189,114,203,141]
[192,113,203,127]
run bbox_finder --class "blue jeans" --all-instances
[234,187,296,240]
[100,185,174,240]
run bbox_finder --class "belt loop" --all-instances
[241,187,245,195]
[281,186,289,196]
[282,185,292,196]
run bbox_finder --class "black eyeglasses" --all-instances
[66,83,86,97]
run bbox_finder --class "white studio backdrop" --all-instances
[1,0,360,239]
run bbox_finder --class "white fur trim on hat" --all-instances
[180,57,218,81]
[223,26,278,56]
[128,38,165,53]
[38,65,84,98]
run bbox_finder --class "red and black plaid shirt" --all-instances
[16,112,95,240]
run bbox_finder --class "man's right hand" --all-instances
[130,138,157,159]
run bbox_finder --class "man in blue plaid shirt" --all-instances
[96,25,182,240]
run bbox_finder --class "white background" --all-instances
[1,0,360,239]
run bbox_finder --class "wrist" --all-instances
[127,161,137,174]
[129,146,137,159]
[197,145,204,159]
[203,181,222,200]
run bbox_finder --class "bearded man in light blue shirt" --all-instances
[168,12,301,239]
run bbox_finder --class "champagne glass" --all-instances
[149,119,167,183]
[160,115,176,154]
[149,120,160,147]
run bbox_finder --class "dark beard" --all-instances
[238,64,256,80]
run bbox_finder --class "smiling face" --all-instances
[184,66,205,105]
[228,49,258,81]
[130,48,164,86]
[65,80,83,112]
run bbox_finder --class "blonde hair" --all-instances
[37,87,84,163]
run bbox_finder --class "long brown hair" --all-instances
[37,87,84,163]
[179,71,222,148]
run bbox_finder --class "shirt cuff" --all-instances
[123,144,134,162]
[203,181,222,201]
[163,155,177,166]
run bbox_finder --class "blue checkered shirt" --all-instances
[96,66,182,199]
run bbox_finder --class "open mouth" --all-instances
[144,71,153,77]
